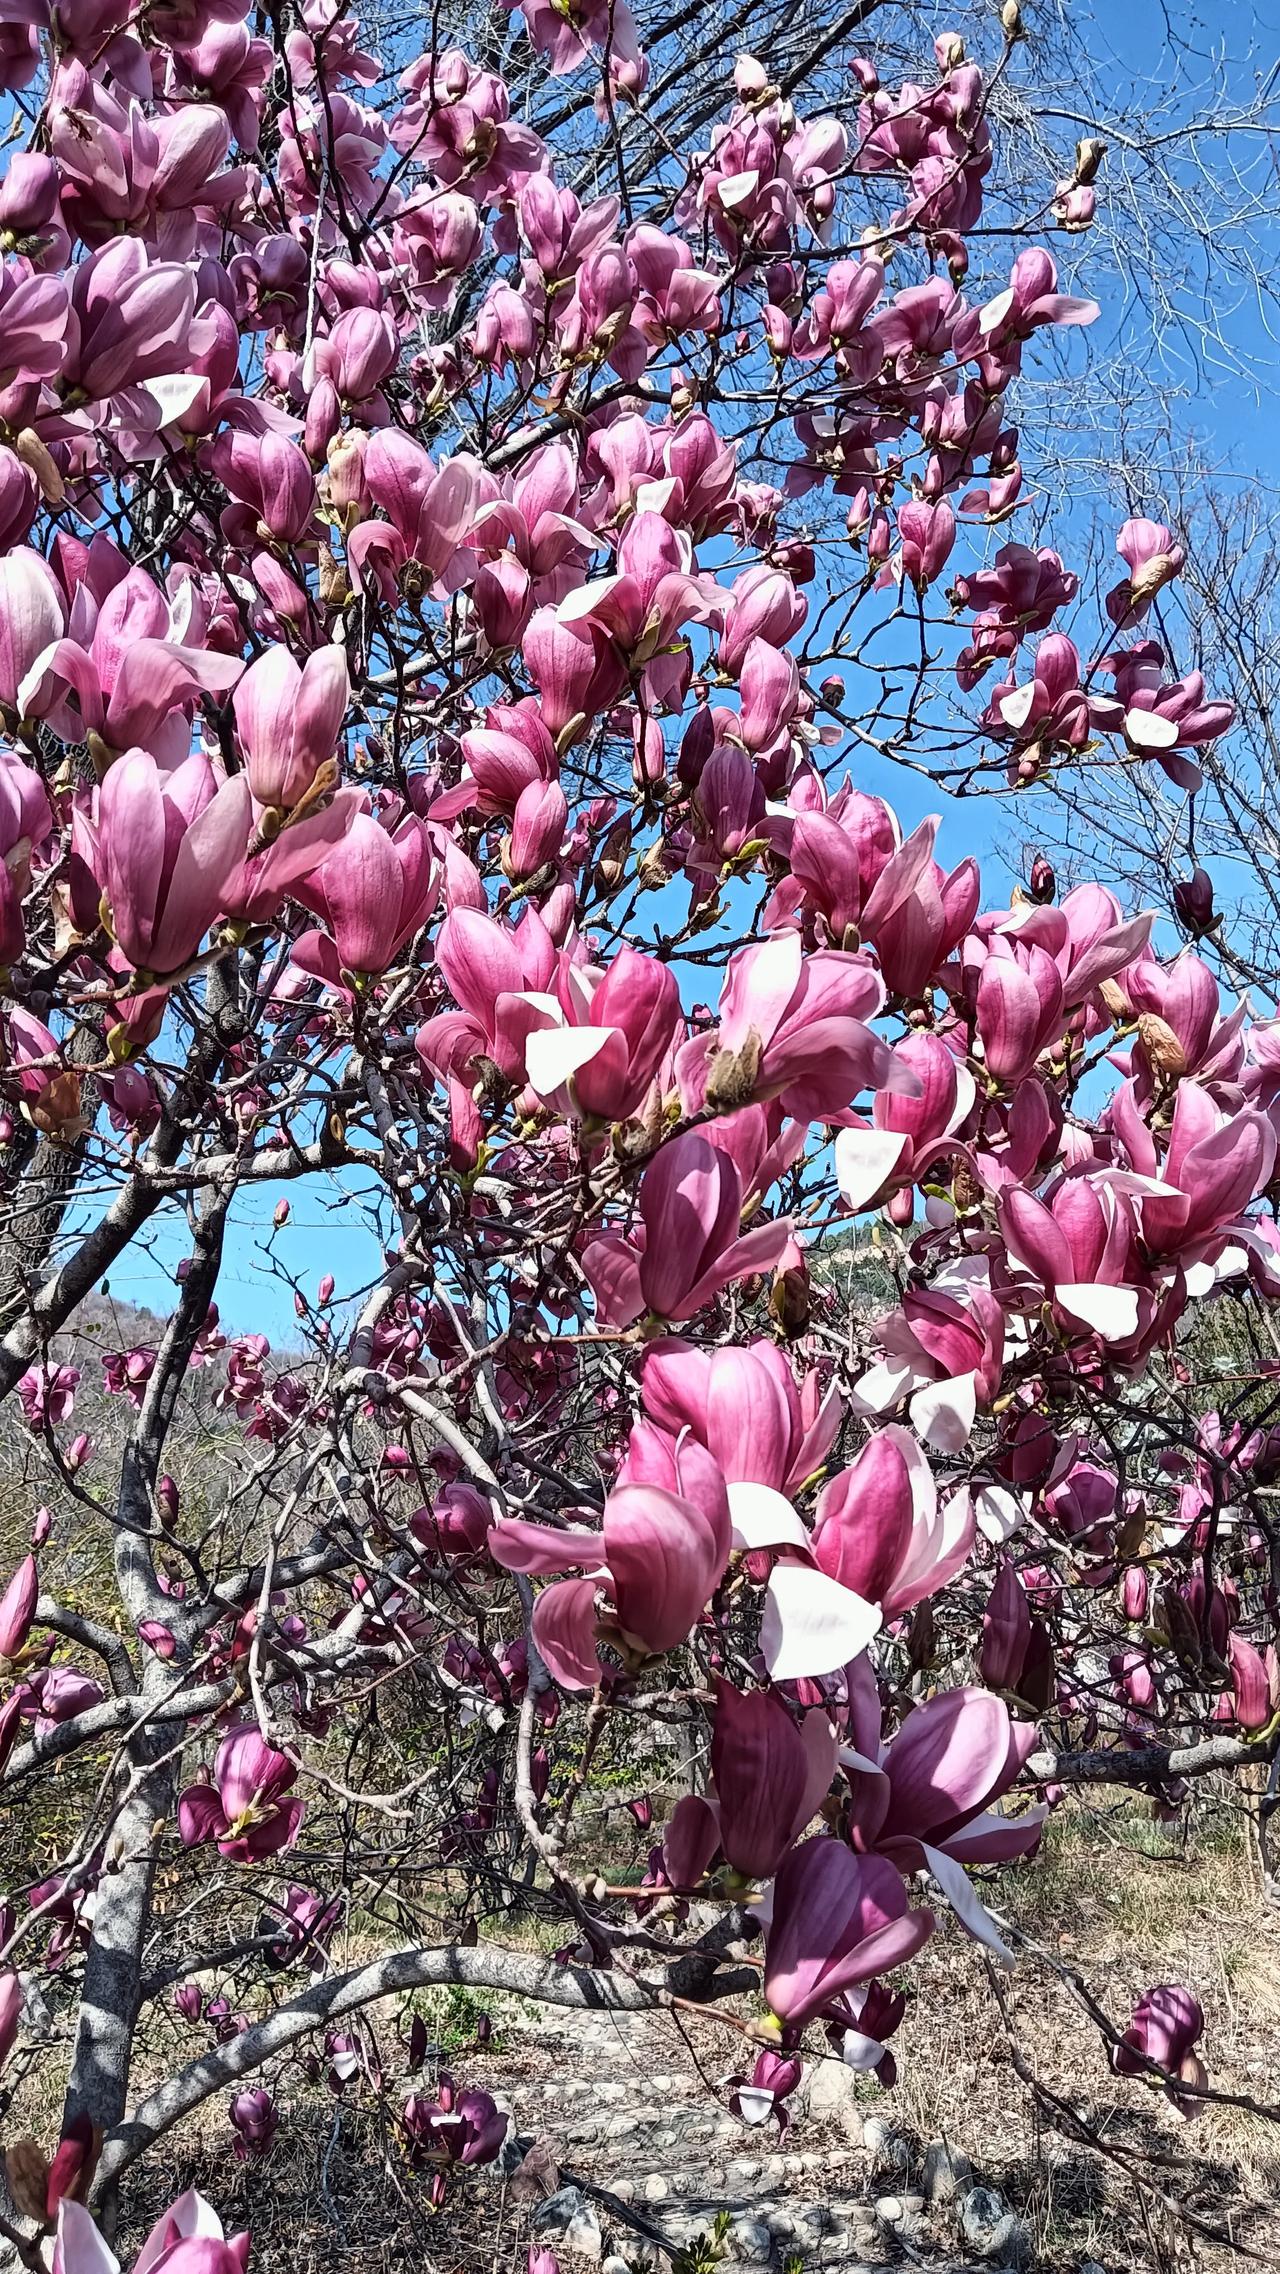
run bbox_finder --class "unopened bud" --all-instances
[1075,136,1106,185]
[1172,864,1216,937]
[1028,855,1056,903]
[274,1199,290,1228]
[1000,0,1023,35]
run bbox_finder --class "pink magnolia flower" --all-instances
[0,549,65,713]
[22,564,241,767]
[22,1666,106,1730]
[229,2087,278,2161]
[896,498,955,592]
[845,1681,1045,1951]
[515,0,644,82]
[402,2075,507,2167]
[763,1837,934,2029]
[975,247,1099,346]
[1112,1081,1276,1267]
[1000,1173,1148,1346]
[718,565,806,676]
[557,510,720,667]
[685,931,909,1122]
[346,432,486,598]
[53,2190,249,2274]
[177,1725,304,1861]
[1105,517,1185,629]
[518,943,682,1123]
[810,1425,975,1619]
[294,811,437,983]
[0,1555,37,1662]
[582,1131,793,1329]
[857,816,980,999]
[1114,1986,1207,2118]
[92,749,249,974]
[16,1364,81,1431]
[233,643,348,815]
[726,2048,804,2131]
[710,1680,837,1880]
[1099,638,1235,791]
[853,1266,1006,1452]
[489,1458,732,1692]
[835,1029,975,1218]
[640,1337,840,1496]
[0,1969,20,2073]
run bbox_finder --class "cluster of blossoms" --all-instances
[0,0,1263,2250]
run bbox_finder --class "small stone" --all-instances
[611,2182,636,2203]
[1080,2262,1108,2274]
[601,2257,632,2274]
[642,2175,669,2203]
[875,2191,928,2242]
[960,2186,1031,2266]
[605,2114,640,2140]
[532,2187,603,2261]
[727,2158,761,2183]
[805,2061,865,2141]
[922,2138,974,2206]
[728,2217,774,2264]
[863,2121,910,2172]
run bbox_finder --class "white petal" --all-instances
[728,1480,810,1553]
[141,372,209,425]
[909,1371,977,1452]
[838,2027,888,2071]
[1056,1282,1139,1342]
[834,1126,908,1212]
[978,286,1014,334]
[761,1563,881,1682]
[848,1357,915,1416]
[523,1023,613,1101]
[557,575,621,625]
[717,168,762,210]
[1124,706,1180,751]
[735,2086,777,2125]
[998,682,1036,731]
[974,1484,1026,1545]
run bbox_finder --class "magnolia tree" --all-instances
[0,0,1277,2261]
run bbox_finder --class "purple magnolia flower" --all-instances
[177,1725,304,1862]
[16,1363,80,1430]
[1114,1986,1208,2118]
[401,2075,507,2168]
[0,1555,38,1664]
[262,1883,341,1968]
[229,2088,278,2161]
[727,2049,804,2131]
[763,1838,934,2029]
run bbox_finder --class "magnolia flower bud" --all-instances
[1028,855,1056,903]
[1172,865,1216,936]
[274,1199,290,1227]
[1121,1566,1148,1621]
[1075,136,1107,184]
